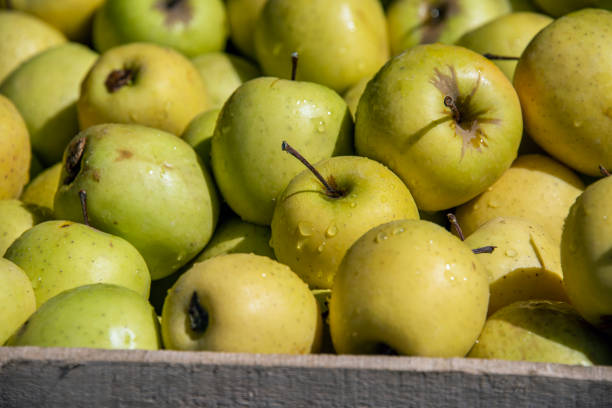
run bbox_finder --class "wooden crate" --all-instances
[1,347,611,407]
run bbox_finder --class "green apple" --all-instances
[254,0,389,93]
[270,154,419,289]
[456,12,553,80]
[464,216,567,316]
[6,283,161,349]
[0,199,49,255]
[455,154,584,246]
[161,253,321,353]
[92,0,228,57]
[211,76,353,225]
[561,175,612,331]
[3,0,105,42]
[0,10,66,83]
[468,300,612,365]
[330,219,490,356]
[20,162,62,212]
[355,43,523,212]
[192,52,260,108]
[0,258,36,345]
[77,42,210,136]
[532,0,612,17]
[343,76,371,119]
[386,0,512,56]
[0,94,30,199]
[5,220,151,307]
[226,0,267,59]
[514,8,612,176]
[195,216,274,262]
[181,108,220,168]
[53,124,219,280]
[1,42,98,165]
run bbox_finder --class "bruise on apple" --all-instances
[418,0,461,44]
[115,149,134,161]
[64,137,87,185]
[155,0,193,26]
[430,65,500,156]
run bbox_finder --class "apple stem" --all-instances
[447,213,496,254]
[599,165,610,177]
[444,96,461,123]
[188,292,209,333]
[79,189,90,227]
[281,141,343,198]
[105,69,136,93]
[291,52,299,81]
[447,213,465,241]
[483,53,520,61]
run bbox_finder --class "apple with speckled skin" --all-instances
[330,219,489,356]
[92,0,228,57]
[0,258,35,345]
[6,283,161,350]
[270,154,419,289]
[211,76,353,225]
[355,43,522,212]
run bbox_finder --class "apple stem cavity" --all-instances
[483,53,520,61]
[443,96,461,123]
[64,136,86,185]
[79,189,90,227]
[447,213,496,254]
[105,68,137,93]
[599,165,611,177]
[188,292,209,333]
[291,52,299,81]
[281,141,343,198]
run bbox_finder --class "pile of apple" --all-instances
[1,0,612,367]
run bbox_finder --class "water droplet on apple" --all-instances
[296,240,306,250]
[375,232,389,243]
[392,227,405,235]
[573,120,583,128]
[349,202,356,208]
[298,221,313,237]
[325,223,338,237]
[261,273,267,278]
[317,242,325,253]
[505,249,517,257]
[487,200,499,208]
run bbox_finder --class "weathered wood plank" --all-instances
[1,347,611,407]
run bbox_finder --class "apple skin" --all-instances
[330,219,489,357]
[532,0,612,17]
[455,12,553,81]
[161,253,321,354]
[355,43,522,212]
[464,216,567,316]
[92,0,228,57]
[4,220,152,307]
[192,52,261,108]
[54,124,220,280]
[0,199,49,256]
[20,162,62,212]
[513,8,612,176]
[0,42,98,166]
[561,175,612,331]
[4,0,106,42]
[181,108,221,169]
[468,300,612,365]
[0,10,66,83]
[211,77,353,225]
[254,0,389,93]
[386,0,512,56]
[226,0,267,60]
[0,258,36,345]
[270,155,419,289]
[77,42,210,137]
[455,154,584,247]
[0,94,30,199]
[6,283,161,350]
